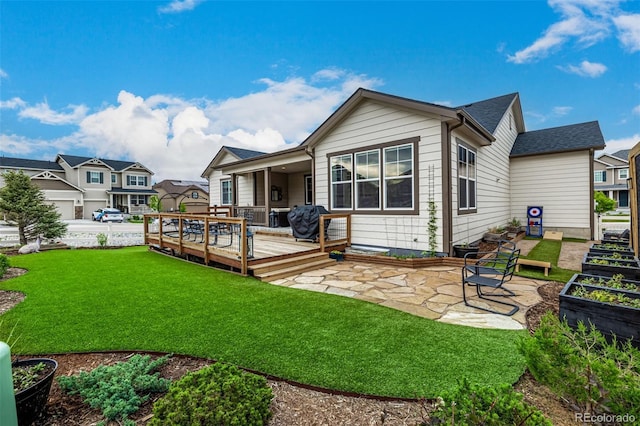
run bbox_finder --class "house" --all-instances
[202,88,605,254]
[153,179,210,213]
[593,149,630,210]
[0,154,156,220]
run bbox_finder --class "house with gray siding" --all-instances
[202,88,606,254]
[593,150,630,210]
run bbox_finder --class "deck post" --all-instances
[240,218,248,275]
[319,216,326,253]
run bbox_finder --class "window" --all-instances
[619,168,629,180]
[384,145,413,209]
[191,192,199,199]
[221,180,232,205]
[304,175,313,205]
[594,170,607,183]
[355,150,380,209]
[328,138,416,212]
[127,175,148,186]
[330,154,352,209]
[458,143,476,212]
[86,171,104,184]
[131,195,147,205]
[111,174,116,184]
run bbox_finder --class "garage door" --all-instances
[84,201,107,220]
[51,201,75,220]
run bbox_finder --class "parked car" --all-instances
[93,208,124,223]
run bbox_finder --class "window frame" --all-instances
[221,179,232,205]
[457,141,477,214]
[327,137,419,215]
[127,175,148,187]
[355,149,381,210]
[86,171,104,185]
[594,170,607,183]
[304,175,313,205]
[618,168,629,180]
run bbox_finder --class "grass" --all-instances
[516,238,579,282]
[0,247,526,398]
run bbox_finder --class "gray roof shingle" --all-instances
[458,93,518,134]
[225,146,266,160]
[611,149,630,161]
[511,121,605,157]
[0,156,64,171]
[58,154,143,171]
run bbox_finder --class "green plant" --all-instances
[150,362,273,426]
[427,199,437,257]
[507,217,521,228]
[518,312,640,416]
[570,286,640,308]
[429,378,551,425]
[330,250,342,255]
[179,202,186,213]
[595,191,616,215]
[96,233,108,248]
[57,354,171,423]
[12,362,46,393]
[149,195,162,213]
[486,226,505,234]
[0,253,10,277]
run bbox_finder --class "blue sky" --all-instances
[1,0,639,181]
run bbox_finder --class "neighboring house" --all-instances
[593,149,630,210]
[0,154,156,220]
[153,179,210,213]
[202,88,605,254]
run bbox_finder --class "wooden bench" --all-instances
[516,258,551,276]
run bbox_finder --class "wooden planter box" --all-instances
[589,243,634,256]
[483,231,508,242]
[560,275,640,348]
[581,254,640,280]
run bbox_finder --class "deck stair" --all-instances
[250,252,336,281]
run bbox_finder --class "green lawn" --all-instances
[0,246,526,398]
[516,239,579,282]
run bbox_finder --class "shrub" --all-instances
[57,354,171,424]
[0,253,10,277]
[429,378,550,425]
[150,362,273,426]
[518,312,640,416]
[96,233,108,248]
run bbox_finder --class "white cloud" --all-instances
[158,0,203,14]
[552,106,573,116]
[526,104,575,123]
[0,97,26,109]
[613,13,640,52]
[633,105,640,116]
[0,69,383,181]
[599,134,640,154]
[0,69,8,79]
[19,101,88,125]
[558,60,608,77]
[507,0,633,64]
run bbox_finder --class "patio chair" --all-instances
[462,247,521,316]
[603,228,630,242]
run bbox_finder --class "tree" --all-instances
[149,195,162,212]
[594,191,615,215]
[0,170,68,245]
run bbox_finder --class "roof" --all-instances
[611,149,630,161]
[510,121,605,157]
[0,156,64,171]
[57,154,151,173]
[458,93,520,134]
[224,147,266,160]
[154,179,209,195]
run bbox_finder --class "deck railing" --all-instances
[319,213,351,252]
[144,212,251,275]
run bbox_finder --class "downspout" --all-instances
[443,116,465,255]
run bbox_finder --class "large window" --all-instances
[458,143,476,212]
[86,171,104,184]
[221,180,232,205]
[131,195,147,205]
[329,139,416,212]
[127,175,148,186]
[594,170,607,183]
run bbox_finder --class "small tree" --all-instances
[0,170,68,245]
[594,191,615,215]
[149,195,162,212]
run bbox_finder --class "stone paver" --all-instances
[268,239,591,330]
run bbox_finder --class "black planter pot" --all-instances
[329,252,344,261]
[581,254,640,280]
[589,243,633,255]
[453,245,479,259]
[13,358,58,426]
[560,276,640,348]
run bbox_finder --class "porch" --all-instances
[143,212,351,276]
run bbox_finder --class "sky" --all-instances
[1,0,639,182]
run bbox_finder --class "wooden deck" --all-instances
[144,212,350,275]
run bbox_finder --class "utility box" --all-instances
[527,206,543,237]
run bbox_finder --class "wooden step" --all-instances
[250,252,330,275]
[252,256,336,282]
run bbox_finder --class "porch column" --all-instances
[231,173,237,208]
[264,167,271,221]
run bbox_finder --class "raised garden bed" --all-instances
[589,243,634,256]
[581,254,640,280]
[560,275,640,348]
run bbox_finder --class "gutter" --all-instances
[442,117,465,256]
[304,147,316,205]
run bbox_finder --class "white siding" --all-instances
[451,104,519,245]
[288,172,307,207]
[236,174,254,206]
[511,151,592,239]
[313,99,444,251]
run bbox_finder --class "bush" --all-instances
[0,253,10,277]
[519,312,640,416]
[150,362,273,426]
[96,233,108,248]
[429,378,550,425]
[57,354,171,424]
